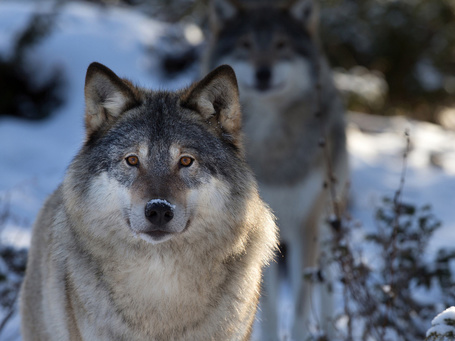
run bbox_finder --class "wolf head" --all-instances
[205,0,320,104]
[63,62,255,246]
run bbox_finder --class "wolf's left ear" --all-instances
[288,0,319,37]
[209,0,242,34]
[180,65,242,150]
[84,62,141,136]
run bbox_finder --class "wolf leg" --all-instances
[319,253,335,339]
[260,260,280,341]
[292,188,329,340]
[291,223,317,340]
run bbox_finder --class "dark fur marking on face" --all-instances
[79,89,246,196]
[76,64,252,211]
[209,7,315,71]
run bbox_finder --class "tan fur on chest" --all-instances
[108,251,224,323]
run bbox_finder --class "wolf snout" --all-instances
[256,66,272,91]
[145,200,174,227]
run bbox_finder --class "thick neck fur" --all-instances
[242,58,344,186]
[58,172,275,340]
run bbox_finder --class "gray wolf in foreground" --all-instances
[20,62,278,340]
[204,0,349,339]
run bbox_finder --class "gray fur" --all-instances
[20,63,278,341]
[203,0,349,339]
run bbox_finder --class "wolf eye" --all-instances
[179,156,194,167]
[126,155,139,166]
[276,40,287,50]
[240,39,252,49]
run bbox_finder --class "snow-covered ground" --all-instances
[1,2,455,340]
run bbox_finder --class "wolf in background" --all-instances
[203,0,349,339]
[20,62,278,340]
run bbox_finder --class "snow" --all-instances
[427,306,455,339]
[1,1,455,340]
[347,112,455,255]
[432,307,455,326]
[146,199,176,209]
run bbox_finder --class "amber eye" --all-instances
[126,155,139,166]
[179,156,194,167]
[240,39,252,49]
[276,40,287,50]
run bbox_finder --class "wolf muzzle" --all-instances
[144,199,174,229]
[256,66,272,91]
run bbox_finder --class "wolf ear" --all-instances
[209,0,242,33]
[180,65,243,150]
[84,62,141,136]
[288,0,319,37]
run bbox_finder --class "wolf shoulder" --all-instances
[20,186,67,340]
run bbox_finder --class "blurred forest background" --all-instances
[1,0,455,124]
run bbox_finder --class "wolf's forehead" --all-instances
[237,10,292,30]
[138,143,149,159]
[169,144,180,159]
[218,11,304,51]
[131,122,204,156]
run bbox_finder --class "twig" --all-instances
[0,296,17,335]
[384,129,411,334]
[313,49,342,221]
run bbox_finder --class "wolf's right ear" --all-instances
[288,0,319,37]
[180,65,243,151]
[84,62,141,136]
[209,0,242,33]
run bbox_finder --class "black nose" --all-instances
[145,200,174,227]
[256,66,271,91]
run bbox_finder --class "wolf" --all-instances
[203,0,349,339]
[20,62,278,341]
